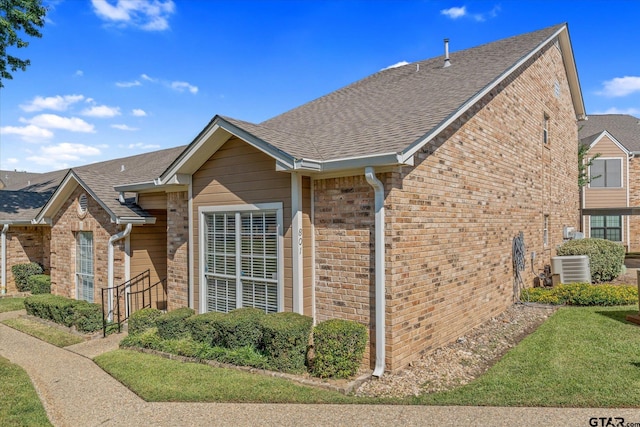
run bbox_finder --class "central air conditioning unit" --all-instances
[551,255,591,284]
[563,226,576,239]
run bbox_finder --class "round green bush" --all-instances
[128,307,163,335]
[310,319,367,379]
[27,274,50,294]
[556,238,625,283]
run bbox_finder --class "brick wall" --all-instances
[628,157,640,252]
[2,226,49,293]
[314,41,579,371]
[167,191,189,310]
[50,186,124,301]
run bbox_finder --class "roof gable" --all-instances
[159,23,583,180]
[579,114,640,152]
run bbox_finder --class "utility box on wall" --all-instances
[551,255,591,284]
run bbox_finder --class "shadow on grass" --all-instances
[594,308,638,325]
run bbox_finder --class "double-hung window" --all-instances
[590,216,622,242]
[201,203,282,314]
[589,159,622,188]
[76,231,94,302]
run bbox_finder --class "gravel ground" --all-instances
[356,303,557,398]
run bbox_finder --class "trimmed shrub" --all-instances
[24,294,76,326]
[556,238,625,283]
[120,327,163,349]
[261,312,313,373]
[72,301,103,332]
[11,262,43,292]
[156,307,195,340]
[128,307,163,336]
[186,311,226,346]
[310,319,367,379]
[27,274,50,294]
[215,308,265,350]
[523,282,637,306]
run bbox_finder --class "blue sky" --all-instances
[1,0,639,173]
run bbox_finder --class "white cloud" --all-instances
[116,80,141,88]
[598,76,640,97]
[23,114,95,133]
[0,125,54,142]
[132,108,147,117]
[441,5,500,21]
[5,158,19,165]
[382,61,409,71]
[81,105,121,118]
[441,6,466,19]
[127,142,161,149]
[111,124,139,131]
[20,94,85,112]
[171,81,198,94]
[91,0,175,31]
[592,107,640,116]
[75,70,84,77]
[141,73,157,82]
[27,143,102,169]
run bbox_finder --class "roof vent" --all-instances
[444,38,451,68]
[78,193,88,218]
[121,164,125,172]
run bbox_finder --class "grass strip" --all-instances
[415,306,640,407]
[95,349,385,404]
[0,297,25,313]
[2,317,84,347]
[0,356,52,426]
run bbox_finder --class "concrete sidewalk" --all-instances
[1,310,639,426]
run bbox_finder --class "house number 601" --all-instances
[298,229,303,255]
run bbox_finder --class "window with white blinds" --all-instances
[202,205,281,314]
[76,231,94,302]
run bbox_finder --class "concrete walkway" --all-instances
[1,310,640,426]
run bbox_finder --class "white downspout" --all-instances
[108,223,132,321]
[1,224,8,295]
[365,167,386,378]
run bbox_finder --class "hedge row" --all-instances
[124,307,366,378]
[522,282,638,306]
[24,294,102,333]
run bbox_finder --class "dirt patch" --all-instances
[355,303,557,398]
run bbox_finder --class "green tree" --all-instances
[0,0,47,88]
[578,142,601,188]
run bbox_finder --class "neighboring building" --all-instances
[580,114,640,251]
[1,23,584,373]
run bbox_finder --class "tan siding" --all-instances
[584,135,628,208]
[191,137,294,313]
[130,209,167,286]
[137,192,167,210]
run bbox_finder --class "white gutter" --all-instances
[107,223,132,321]
[364,167,386,377]
[1,224,8,294]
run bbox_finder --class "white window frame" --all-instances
[76,231,94,302]
[588,157,623,189]
[198,203,284,314]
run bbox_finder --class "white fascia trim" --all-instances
[401,26,571,161]
[220,120,296,169]
[277,152,414,173]
[588,131,630,155]
[114,181,157,192]
[116,217,156,225]
[2,220,35,225]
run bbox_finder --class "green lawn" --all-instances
[95,350,382,404]
[0,356,52,426]
[2,317,84,347]
[415,306,640,407]
[0,297,25,313]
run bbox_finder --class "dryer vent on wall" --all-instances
[551,255,591,284]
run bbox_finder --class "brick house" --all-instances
[580,114,640,251]
[1,23,584,373]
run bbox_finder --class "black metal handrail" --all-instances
[127,277,168,314]
[101,269,151,337]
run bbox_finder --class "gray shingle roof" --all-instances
[579,114,640,152]
[0,146,185,222]
[0,170,43,189]
[226,23,566,161]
